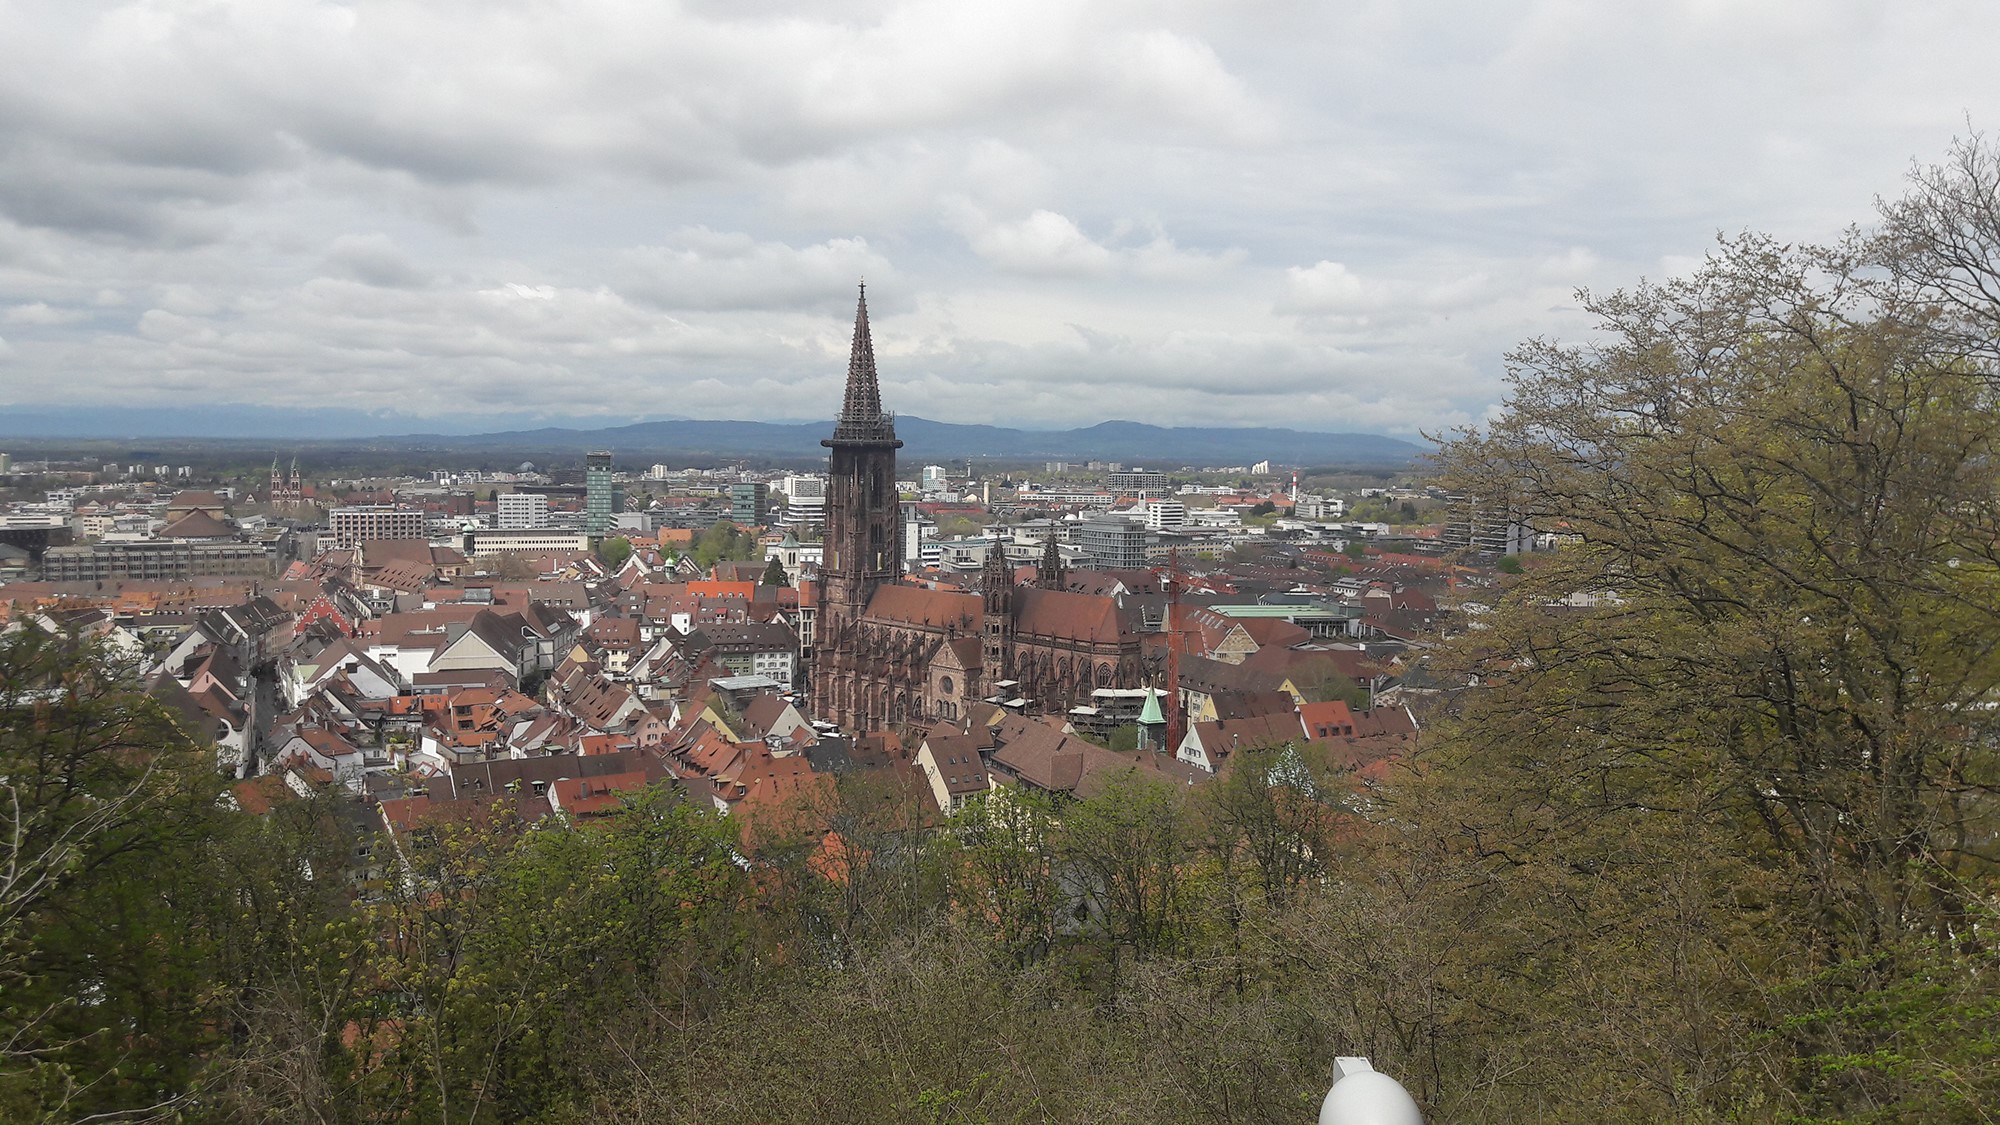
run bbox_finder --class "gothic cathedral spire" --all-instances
[831,283,895,443]
[815,284,905,730]
[1039,528,1066,590]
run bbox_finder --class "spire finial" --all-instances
[829,284,895,444]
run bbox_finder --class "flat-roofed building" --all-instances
[459,529,591,556]
[1074,516,1152,569]
[42,540,274,582]
[497,492,550,530]
[329,505,425,550]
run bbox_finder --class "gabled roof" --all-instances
[1012,587,1132,645]
[157,509,238,540]
[986,715,1127,796]
[1208,688,1298,721]
[1180,653,1290,697]
[1234,616,1313,649]
[1297,700,1358,739]
[865,584,981,630]
[930,635,981,672]
[146,671,223,743]
[1188,712,1305,764]
[919,727,991,797]
[696,620,798,650]
[550,770,651,817]
[740,693,799,739]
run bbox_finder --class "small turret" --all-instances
[1038,531,1066,590]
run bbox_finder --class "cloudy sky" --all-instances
[0,0,1996,437]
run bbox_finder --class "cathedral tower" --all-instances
[1038,527,1066,590]
[815,285,903,727]
[980,540,1015,685]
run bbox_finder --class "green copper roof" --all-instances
[1138,687,1165,725]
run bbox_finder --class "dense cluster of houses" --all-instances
[2,482,1446,880]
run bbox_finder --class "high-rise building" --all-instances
[497,492,550,530]
[584,451,619,536]
[328,505,425,549]
[1441,494,1532,556]
[1144,500,1187,531]
[728,482,770,526]
[1107,468,1169,494]
[1074,515,1152,569]
[778,473,827,536]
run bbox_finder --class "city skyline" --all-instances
[2,2,1998,436]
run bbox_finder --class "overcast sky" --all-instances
[1,1,1996,437]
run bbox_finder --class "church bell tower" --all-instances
[815,285,903,726]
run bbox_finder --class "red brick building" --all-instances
[812,289,1150,731]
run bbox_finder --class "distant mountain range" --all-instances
[405,416,1426,467]
[0,404,676,440]
[0,405,1426,467]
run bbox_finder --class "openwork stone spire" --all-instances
[830,283,897,443]
[1039,530,1066,589]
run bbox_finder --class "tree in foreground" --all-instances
[1418,137,2000,1119]
[0,627,227,1120]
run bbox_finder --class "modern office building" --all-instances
[1074,515,1153,569]
[41,540,274,582]
[728,481,770,527]
[1441,494,1533,556]
[584,451,619,536]
[1144,500,1188,531]
[460,529,593,557]
[1107,468,1169,494]
[328,505,426,549]
[496,492,550,530]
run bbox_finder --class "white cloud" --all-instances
[963,210,1116,278]
[1280,261,1373,315]
[3,301,85,325]
[614,230,896,312]
[0,1,1995,435]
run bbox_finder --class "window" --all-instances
[940,675,954,695]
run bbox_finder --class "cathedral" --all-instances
[811,287,1152,732]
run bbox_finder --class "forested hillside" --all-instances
[6,138,2000,1123]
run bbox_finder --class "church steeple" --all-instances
[816,283,905,731]
[1039,530,1066,590]
[982,539,1013,610]
[830,284,897,444]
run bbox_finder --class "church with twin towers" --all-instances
[811,286,1153,733]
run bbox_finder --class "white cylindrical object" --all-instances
[1318,1058,1423,1125]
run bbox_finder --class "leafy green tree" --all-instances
[1424,216,2000,1114]
[760,554,789,586]
[950,790,1063,967]
[0,627,231,1121]
[204,785,379,1124]
[1197,742,1348,913]
[359,785,748,1122]
[694,520,759,568]
[1058,773,1199,963]
[596,535,633,569]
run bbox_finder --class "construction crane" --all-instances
[1156,546,1187,753]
